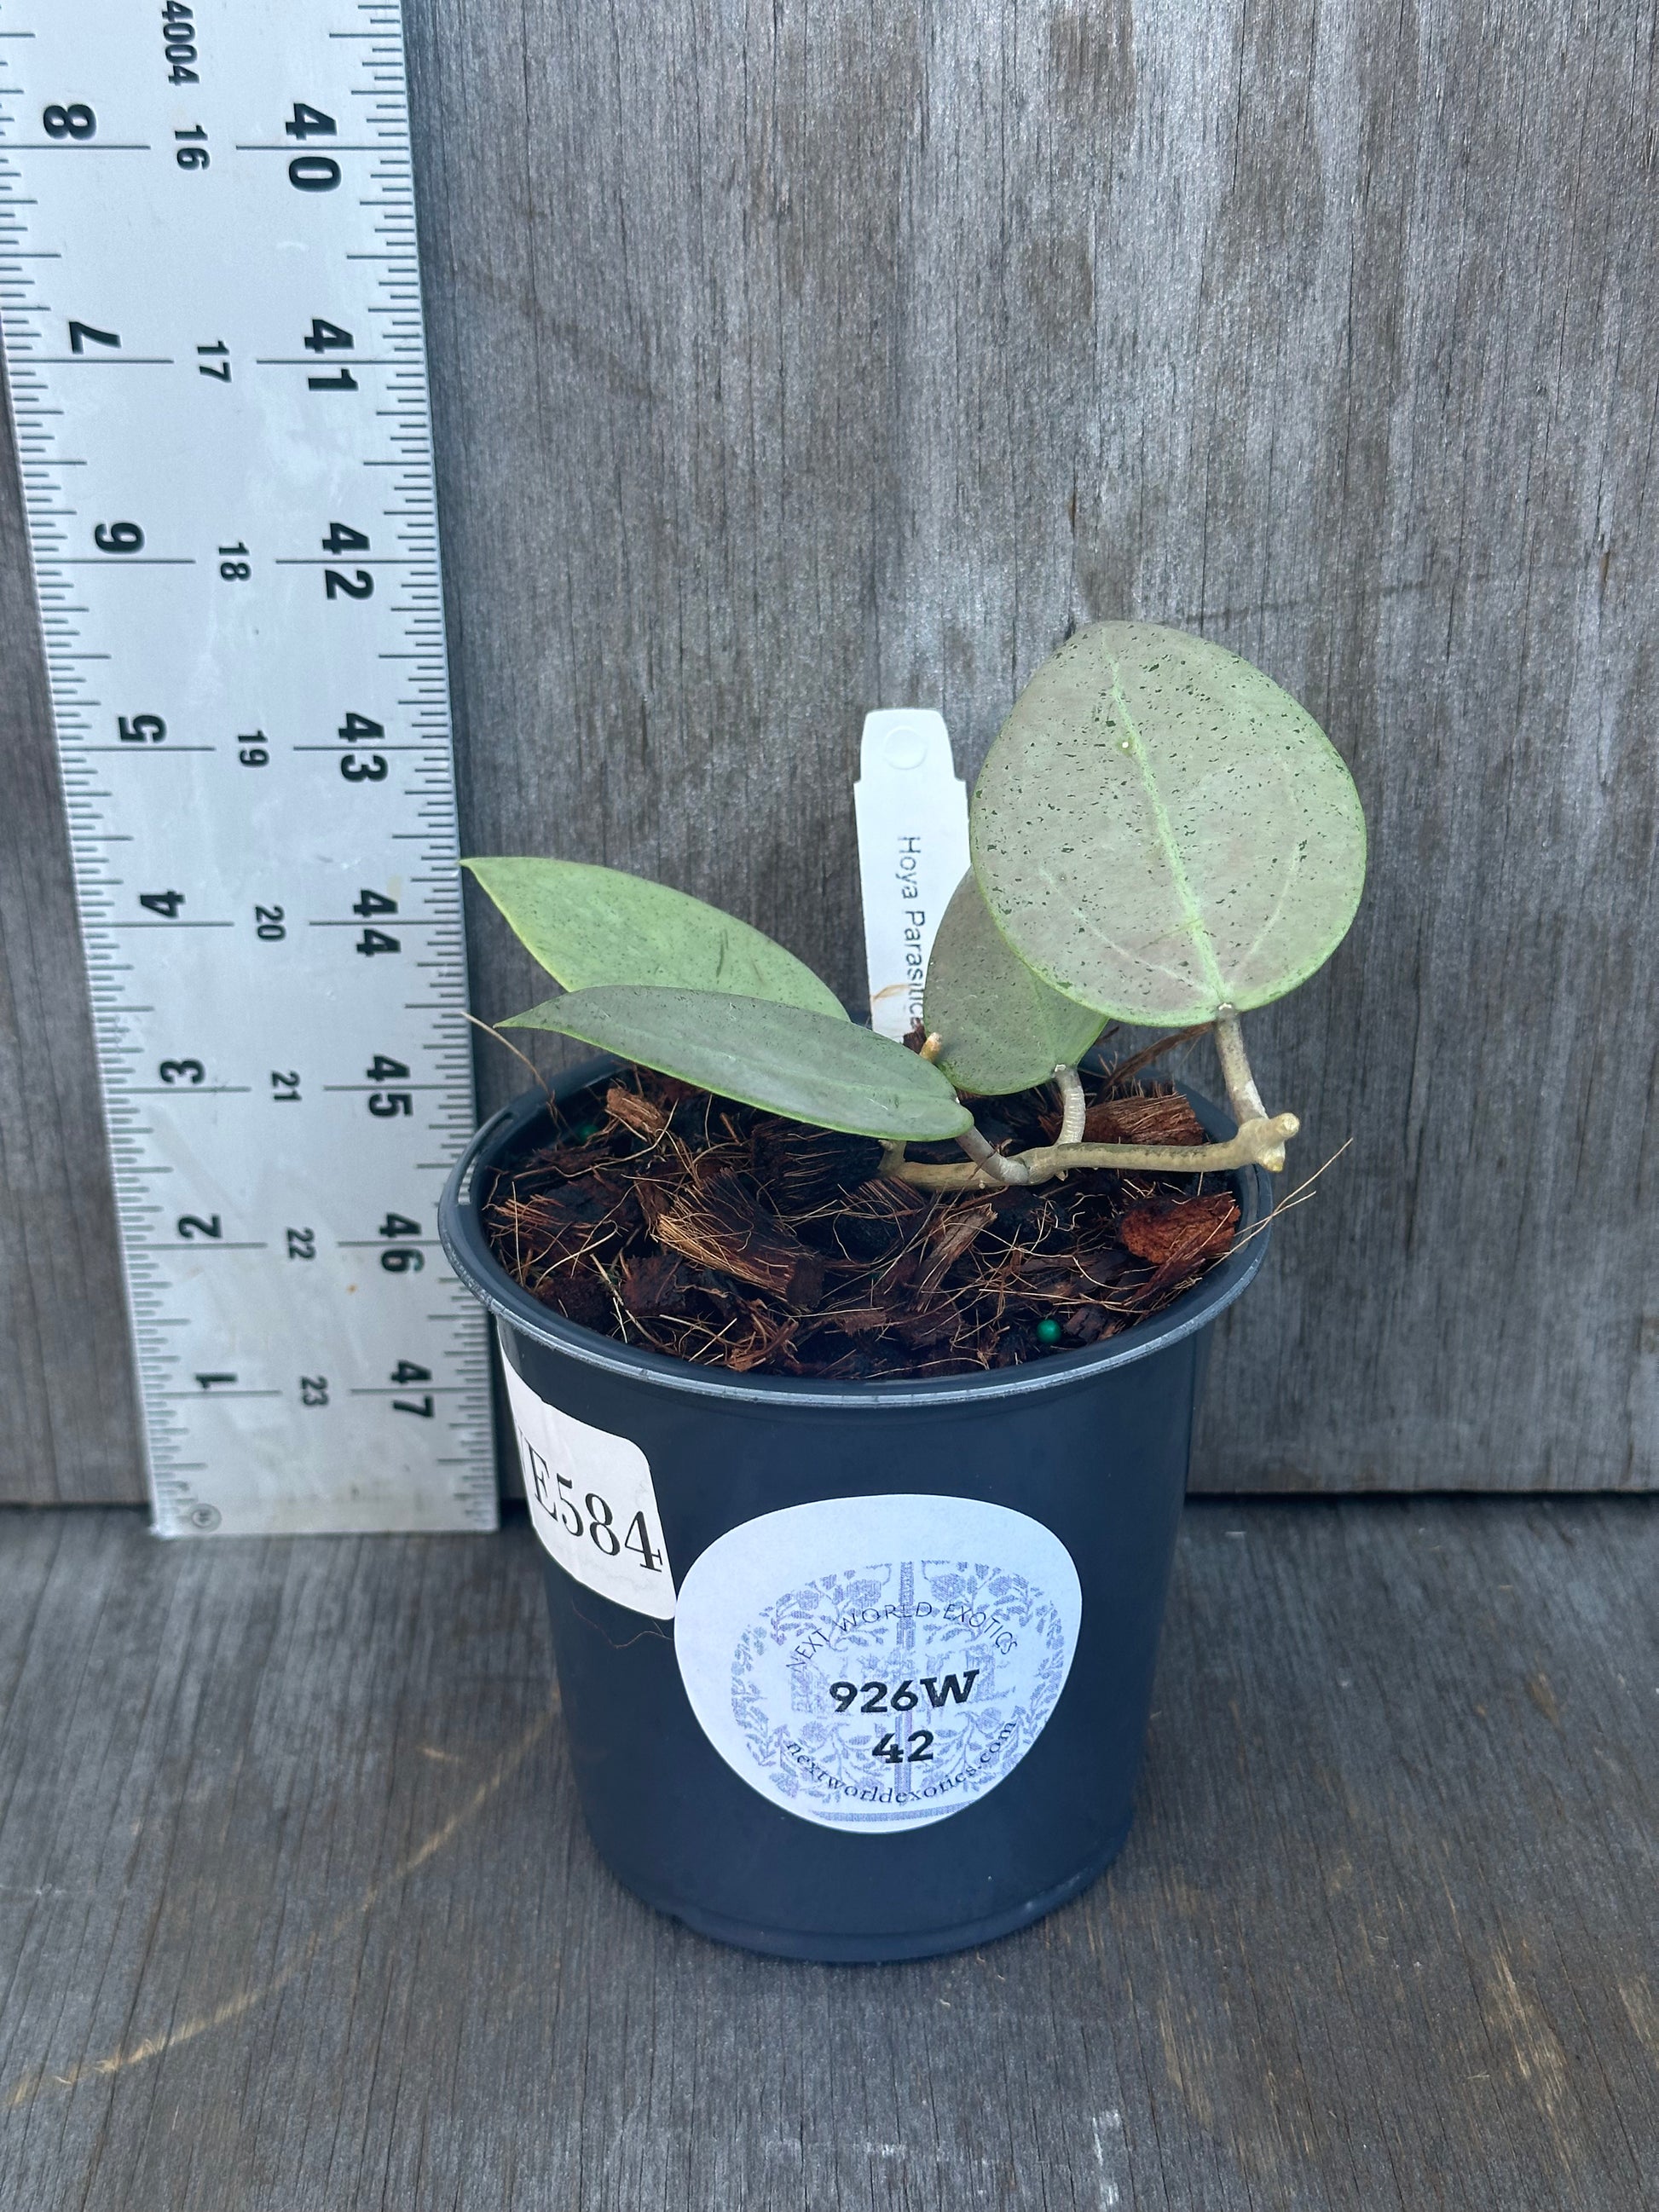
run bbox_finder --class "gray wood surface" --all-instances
[3,0,1656,1499]
[0,367,145,1505]
[0,1498,1653,2209]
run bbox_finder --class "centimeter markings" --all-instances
[0,0,496,1535]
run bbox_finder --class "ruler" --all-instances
[0,0,495,1534]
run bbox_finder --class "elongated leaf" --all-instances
[972,621,1367,1022]
[502,986,973,1141]
[463,858,846,1018]
[923,871,1107,1094]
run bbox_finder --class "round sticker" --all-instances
[673,1494,1082,1834]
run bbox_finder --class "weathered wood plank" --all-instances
[0,1500,1653,2209]
[3,1,1656,1496]
[403,0,1659,1493]
[0,361,144,1506]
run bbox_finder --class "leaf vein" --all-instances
[1109,656,1227,1004]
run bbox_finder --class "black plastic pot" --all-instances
[440,1061,1270,1962]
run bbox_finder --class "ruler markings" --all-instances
[1,0,495,1538]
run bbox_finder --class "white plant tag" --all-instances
[501,1354,675,1619]
[853,711,971,1038]
[674,1494,1082,1833]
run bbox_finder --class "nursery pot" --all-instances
[440,1061,1272,1963]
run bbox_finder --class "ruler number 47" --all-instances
[392,1358,436,1419]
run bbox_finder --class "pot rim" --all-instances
[439,1056,1274,1410]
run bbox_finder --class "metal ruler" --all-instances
[0,0,496,1534]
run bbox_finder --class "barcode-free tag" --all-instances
[674,1493,1083,1833]
[853,712,971,1039]
[501,1354,675,1618]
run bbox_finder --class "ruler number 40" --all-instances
[287,102,339,193]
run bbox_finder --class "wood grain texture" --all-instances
[0,1499,1654,2208]
[402,0,1659,1492]
[0,360,145,1505]
[2,0,1655,1496]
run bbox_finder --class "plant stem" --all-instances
[1055,1064,1086,1145]
[890,1111,1300,1191]
[1212,1007,1286,1171]
[955,1124,1032,1186]
[1213,1007,1265,1121]
[881,1013,1298,1190]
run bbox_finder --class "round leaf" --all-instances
[923,870,1108,1095]
[462,858,846,1018]
[502,986,973,1141]
[971,621,1367,1021]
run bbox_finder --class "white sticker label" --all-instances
[674,1495,1082,1832]
[853,710,971,1039]
[501,1355,675,1618]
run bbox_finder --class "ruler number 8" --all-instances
[42,104,95,141]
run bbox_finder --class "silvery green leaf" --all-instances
[971,621,1367,1022]
[502,985,973,1141]
[462,857,846,1018]
[923,870,1107,1094]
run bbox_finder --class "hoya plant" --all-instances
[463,621,1366,1190]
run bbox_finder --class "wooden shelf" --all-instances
[0,1499,1653,2209]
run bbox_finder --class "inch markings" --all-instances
[0,0,495,1536]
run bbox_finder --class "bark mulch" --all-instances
[481,1050,1244,1380]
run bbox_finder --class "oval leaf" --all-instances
[923,870,1108,1095]
[462,858,846,1018]
[501,986,973,1141]
[971,621,1367,1022]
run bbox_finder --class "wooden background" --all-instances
[2,0,1655,1505]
